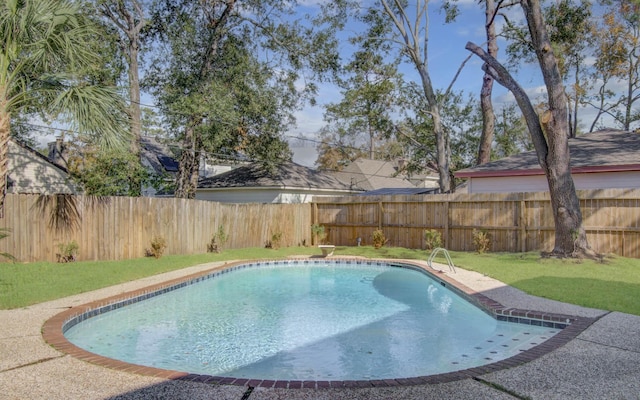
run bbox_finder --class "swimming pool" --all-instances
[60,259,566,382]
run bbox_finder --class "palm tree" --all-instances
[0,0,129,216]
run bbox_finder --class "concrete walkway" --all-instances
[1,260,639,400]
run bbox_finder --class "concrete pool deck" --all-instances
[1,259,639,399]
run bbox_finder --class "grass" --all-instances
[448,251,640,316]
[1,246,639,316]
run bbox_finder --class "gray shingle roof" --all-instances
[357,187,439,196]
[331,159,417,191]
[198,161,357,191]
[140,136,178,176]
[455,129,640,177]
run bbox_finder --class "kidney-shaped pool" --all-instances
[54,259,574,383]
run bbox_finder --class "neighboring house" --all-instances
[140,136,239,197]
[140,136,177,197]
[7,138,80,194]
[196,161,362,203]
[455,129,640,193]
[331,158,439,192]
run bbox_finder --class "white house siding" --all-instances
[196,188,281,203]
[7,140,78,194]
[467,170,640,193]
[196,188,354,203]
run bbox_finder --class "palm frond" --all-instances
[50,83,131,150]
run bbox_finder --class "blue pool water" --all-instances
[64,261,559,380]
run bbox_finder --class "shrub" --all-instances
[424,229,442,250]
[207,225,229,253]
[56,240,79,263]
[472,229,491,254]
[372,229,388,249]
[271,231,282,249]
[311,224,326,245]
[146,236,167,259]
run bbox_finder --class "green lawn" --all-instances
[1,246,639,316]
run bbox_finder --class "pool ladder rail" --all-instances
[427,247,456,273]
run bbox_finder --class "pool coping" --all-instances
[42,258,598,389]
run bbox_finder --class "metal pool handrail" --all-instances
[427,247,456,273]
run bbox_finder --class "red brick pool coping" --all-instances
[42,258,598,389]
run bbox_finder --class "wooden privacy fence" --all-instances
[3,188,640,262]
[0,194,311,262]
[311,188,640,259]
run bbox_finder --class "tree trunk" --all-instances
[128,36,142,195]
[175,123,201,199]
[0,98,9,218]
[368,113,375,160]
[466,31,594,257]
[415,63,451,192]
[101,1,146,195]
[521,0,592,257]
[477,0,498,165]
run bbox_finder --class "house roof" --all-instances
[330,159,417,191]
[455,129,640,178]
[13,138,70,173]
[198,161,358,191]
[357,187,439,196]
[140,136,179,175]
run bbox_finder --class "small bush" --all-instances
[424,229,442,250]
[207,225,229,253]
[472,229,491,254]
[311,224,326,245]
[268,231,283,250]
[146,236,167,259]
[57,241,79,263]
[372,229,388,249]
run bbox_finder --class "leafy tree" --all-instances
[493,104,533,159]
[545,0,594,137]
[466,0,596,258]
[146,0,345,198]
[378,0,455,193]
[587,0,640,131]
[66,144,154,196]
[503,0,595,137]
[0,0,129,215]
[97,0,150,194]
[322,7,401,162]
[140,106,164,138]
[400,88,482,179]
[315,126,365,171]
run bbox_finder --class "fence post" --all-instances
[311,202,318,245]
[519,199,527,252]
[444,199,450,249]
